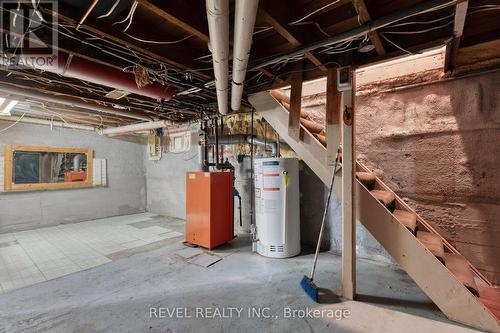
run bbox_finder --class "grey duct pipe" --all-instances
[208,134,277,156]
[249,0,456,70]
[0,84,151,121]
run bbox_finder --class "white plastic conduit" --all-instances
[231,0,259,112]
[100,120,171,135]
[206,0,230,115]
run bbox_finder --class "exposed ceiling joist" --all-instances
[258,7,327,72]
[42,9,213,81]
[137,0,210,44]
[352,0,386,56]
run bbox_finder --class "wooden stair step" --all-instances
[356,171,376,190]
[478,286,500,320]
[444,253,480,297]
[393,209,417,234]
[417,231,445,264]
[370,190,395,209]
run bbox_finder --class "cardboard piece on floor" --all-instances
[187,253,222,267]
[175,247,203,259]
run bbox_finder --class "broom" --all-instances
[300,146,341,302]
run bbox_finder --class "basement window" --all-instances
[2,145,94,192]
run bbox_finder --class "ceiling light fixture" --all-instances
[358,37,375,53]
[0,100,18,116]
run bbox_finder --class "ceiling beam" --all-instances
[137,0,210,44]
[351,0,386,56]
[258,7,327,72]
[444,0,469,72]
[41,9,213,80]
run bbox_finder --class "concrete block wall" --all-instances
[0,121,147,233]
[144,131,201,219]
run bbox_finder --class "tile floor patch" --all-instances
[0,213,179,293]
[175,247,204,259]
[0,240,18,248]
[187,253,222,267]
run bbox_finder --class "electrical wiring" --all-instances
[122,1,139,32]
[383,20,453,35]
[123,33,193,45]
[387,13,454,27]
[467,5,500,15]
[379,33,414,55]
[248,60,341,90]
[97,0,121,19]
[0,111,27,133]
[288,0,341,25]
[286,0,342,38]
[289,21,331,38]
[253,26,273,35]
[112,0,137,27]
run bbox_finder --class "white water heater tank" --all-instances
[254,157,300,258]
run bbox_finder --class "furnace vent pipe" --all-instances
[100,120,170,135]
[208,134,277,156]
[230,0,259,111]
[206,0,230,115]
[17,53,174,101]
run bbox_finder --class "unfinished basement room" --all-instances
[0,0,499,332]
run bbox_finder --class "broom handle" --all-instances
[310,147,341,280]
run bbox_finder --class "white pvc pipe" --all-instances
[206,0,230,115]
[231,0,259,112]
[101,120,170,135]
[0,115,96,131]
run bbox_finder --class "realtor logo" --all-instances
[0,0,58,68]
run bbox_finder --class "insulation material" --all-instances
[93,158,107,186]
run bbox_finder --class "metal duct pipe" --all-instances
[0,115,96,131]
[17,52,174,101]
[208,134,277,156]
[206,0,230,115]
[101,120,170,135]
[231,0,259,111]
[0,84,151,121]
[250,0,456,70]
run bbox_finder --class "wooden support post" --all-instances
[288,67,303,140]
[326,68,341,165]
[444,0,468,73]
[341,69,356,300]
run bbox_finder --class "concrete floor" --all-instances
[0,215,480,333]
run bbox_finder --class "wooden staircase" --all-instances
[249,91,500,332]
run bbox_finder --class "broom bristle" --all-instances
[300,276,319,302]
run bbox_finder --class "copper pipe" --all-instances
[77,0,100,30]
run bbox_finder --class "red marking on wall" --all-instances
[263,187,280,191]
[263,173,280,177]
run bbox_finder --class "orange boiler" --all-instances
[185,171,234,249]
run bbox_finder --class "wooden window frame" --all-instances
[3,145,93,192]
